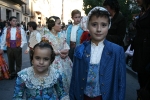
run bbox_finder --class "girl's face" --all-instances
[136,0,144,7]
[28,25,33,32]
[104,5,114,17]
[72,13,81,25]
[88,15,109,45]
[53,19,61,32]
[32,47,51,74]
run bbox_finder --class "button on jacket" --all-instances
[69,40,126,100]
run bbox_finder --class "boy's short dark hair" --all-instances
[71,9,81,17]
[88,9,111,25]
[9,16,17,21]
[27,21,37,30]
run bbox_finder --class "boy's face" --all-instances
[72,14,81,25]
[10,18,17,27]
[32,47,51,74]
[88,15,109,44]
[28,25,33,32]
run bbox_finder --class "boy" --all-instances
[1,16,27,79]
[25,21,41,65]
[69,7,126,100]
[66,9,84,61]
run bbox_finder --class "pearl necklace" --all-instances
[33,69,49,86]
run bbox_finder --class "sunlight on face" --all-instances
[88,16,109,45]
[72,14,81,25]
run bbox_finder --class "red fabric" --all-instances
[6,27,21,47]
[80,31,90,43]
[84,95,102,100]
[0,54,9,80]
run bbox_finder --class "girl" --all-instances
[69,7,126,100]
[44,16,72,93]
[13,41,69,100]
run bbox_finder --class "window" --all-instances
[6,9,11,21]
[0,7,1,20]
[16,12,20,22]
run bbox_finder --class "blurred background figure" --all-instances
[103,0,126,49]
[80,16,90,43]
[61,22,67,38]
[130,0,150,99]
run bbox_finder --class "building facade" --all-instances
[0,0,26,22]
[0,0,85,25]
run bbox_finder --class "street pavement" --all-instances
[0,44,140,100]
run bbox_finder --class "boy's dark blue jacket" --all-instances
[69,40,126,100]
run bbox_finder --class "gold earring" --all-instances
[52,28,55,33]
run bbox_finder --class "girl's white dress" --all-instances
[44,32,72,93]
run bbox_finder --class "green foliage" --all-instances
[83,0,104,15]
[83,0,140,26]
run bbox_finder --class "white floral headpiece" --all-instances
[87,6,111,29]
[49,17,55,22]
[80,16,88,31]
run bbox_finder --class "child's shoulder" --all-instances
[74,41,90,59]
[105,40,124,53]
[17,67,33,79]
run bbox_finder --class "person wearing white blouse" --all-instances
[25,21,41,65]
[1,16,27,79]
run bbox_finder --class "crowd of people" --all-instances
[0,0,149,99]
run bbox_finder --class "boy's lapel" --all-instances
[100,40,112,71]
[83,42,91,67]
[82,40,112,71]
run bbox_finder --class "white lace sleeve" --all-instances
[63,39,70,50]
[61,95,70,100]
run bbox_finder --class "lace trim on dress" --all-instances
[61,95,70,100]
[18,67,59,90]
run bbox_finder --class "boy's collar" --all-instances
[73,23,80,26]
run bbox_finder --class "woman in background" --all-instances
[44,16,72,94]
[103,0,126,48]
[130,0,150,99]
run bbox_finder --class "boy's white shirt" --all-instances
[1,27,27,49]
[90,40,104,64]
[26,30,41,51]
[70,24,79,42]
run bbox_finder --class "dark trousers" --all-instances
[84,95,102,100]
[138,72,150,89]
[29,49,33,66]
[7,47,22,75]
[69,47,75,62]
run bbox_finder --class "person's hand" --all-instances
[24,50,29,54]
[60,53,68,59]
[54,51,60,55]
[0,49,4,54]
[60,49,68,55]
